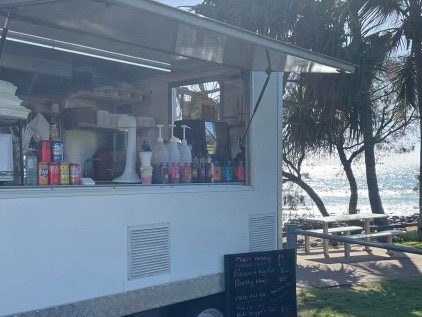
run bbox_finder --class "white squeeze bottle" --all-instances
[168,124,180,183]
[151,124,169,184]
[178,125,192,183]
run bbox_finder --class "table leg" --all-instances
[344,230,351,257]
[304,235,310,254]
[364,219,371,252]
[386,235,394,256]
[323,223,329,258]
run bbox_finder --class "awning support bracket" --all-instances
[239,66,272,150]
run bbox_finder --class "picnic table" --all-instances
[301,213,390,258]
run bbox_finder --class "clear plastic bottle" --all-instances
[23,148,38,186]
[50,123,59,141]
[178,125,192,183]
[151,125,169,184]
[206,155,213,183]
[168,124,180,183]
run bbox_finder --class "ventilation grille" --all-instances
[249,214,276,252]
[128,223,170,280]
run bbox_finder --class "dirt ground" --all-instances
[295,242,422,289]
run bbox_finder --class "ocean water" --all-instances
[282,151,420,220]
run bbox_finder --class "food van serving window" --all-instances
[0,46,249,188]
[169,72,248,185]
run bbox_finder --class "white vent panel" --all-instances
[249,214,276,252]
[128,223,170,280]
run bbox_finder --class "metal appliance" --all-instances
[0,133,13,181]
[174,120,230,161]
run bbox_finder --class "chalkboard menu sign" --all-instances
[224,249,296,317]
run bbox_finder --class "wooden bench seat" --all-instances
[344,229,406,257]
[304,225,363,253]
[308,226,364,234]
[346,229,406,240]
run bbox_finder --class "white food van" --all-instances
[0,1,354,316]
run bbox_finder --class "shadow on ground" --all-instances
[296,247,422,289]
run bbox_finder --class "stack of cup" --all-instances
[139,151,153,184]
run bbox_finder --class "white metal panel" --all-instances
[0,188,267,315]
[249,71,280,195]
[277,72,284,249]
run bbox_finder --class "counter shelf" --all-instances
[77,122,153,131]
[68,90,150,106]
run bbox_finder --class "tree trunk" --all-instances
[283,171,329,216]
[408,0,422,241]
[360,102,385,215]
[349,1,385,220]
[419,108,422,241]
[337,144,359,214]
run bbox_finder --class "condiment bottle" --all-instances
[178,125,192,183]
[168,124,180,183]
[151,124,169,184]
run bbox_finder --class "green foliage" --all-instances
[401,230,420,242]
[393,230,420,244]
[283,192,306,210]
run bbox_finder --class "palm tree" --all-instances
[346,1,390,218]
[360,0,422,238]
[289,0,397,219]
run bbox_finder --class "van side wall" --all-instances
[0,71,283,316]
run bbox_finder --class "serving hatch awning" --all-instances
[0,0,355,74]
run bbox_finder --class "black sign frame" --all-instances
[224,249,296,317]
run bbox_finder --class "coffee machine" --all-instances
[174,119,230,161]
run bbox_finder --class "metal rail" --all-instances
[285,224,422,255]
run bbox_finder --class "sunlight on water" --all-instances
[283,151,420,219]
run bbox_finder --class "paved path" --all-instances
[296,245,422,288]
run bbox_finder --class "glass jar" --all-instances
[23,148,38,186]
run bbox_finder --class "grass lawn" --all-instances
[297,278,422,317]
[398,241,422,249]
[296,229,422,316]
